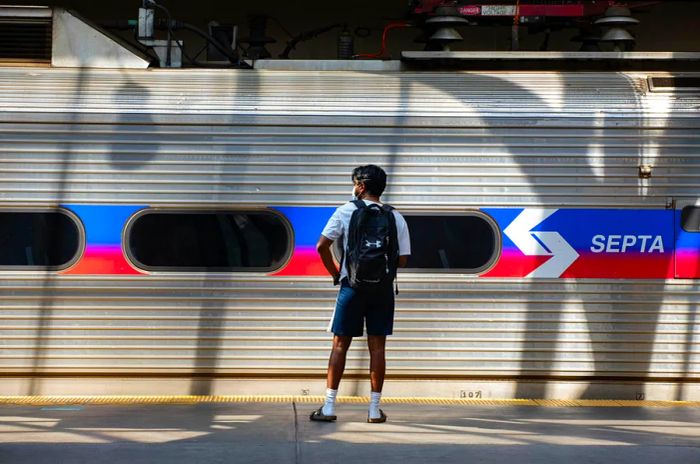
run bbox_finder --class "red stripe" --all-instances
[274,248,684,279]
[272,247,329,276]
[676,251,700,278]
[482,250,676,279]
[62,246,143,275]
[481,250,552,278]
[561,253,674,279]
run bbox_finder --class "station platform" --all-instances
[1,396,699,464]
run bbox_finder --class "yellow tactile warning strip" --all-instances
[0,396,699,407]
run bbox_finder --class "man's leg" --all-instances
[367,335,387,421]
[367,335,386,392]
[318,335,352,417]
[315,280,362,420]
[327,335,353,390]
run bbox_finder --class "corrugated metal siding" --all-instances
[1,276,698,377]
[0,67,698,381]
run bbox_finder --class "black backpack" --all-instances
[344,199,399,290]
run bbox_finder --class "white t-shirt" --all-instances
[321,200,411,281]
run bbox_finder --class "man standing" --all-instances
[310,165,411,423]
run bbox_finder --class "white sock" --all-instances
[322,388,337,416]
[369,391,382,419]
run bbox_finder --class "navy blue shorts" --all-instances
[330,279,395,337]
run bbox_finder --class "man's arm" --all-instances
[398,256,409,268]
[316,235,341,284]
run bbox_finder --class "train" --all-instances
[0,63,698,399]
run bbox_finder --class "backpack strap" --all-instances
[351,199,366,210]
[380,204,398,257]
[382,204,400,294]
[345,200,365,283]
[339,201,363,278]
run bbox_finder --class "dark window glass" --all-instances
[128,211,291,271]
[404,215,498,272]
[0,211,81,267]
[681,207,700,233]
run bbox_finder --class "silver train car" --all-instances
[0,65,699,400]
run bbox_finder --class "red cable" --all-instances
[354,21,413,60]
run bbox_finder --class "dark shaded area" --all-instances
[650,76,700,90]
[3,0,699,63]
[108,80,158,169]
[188,68,263,396]
[0,21,51,62]
[402,55,700,72]
[681,206,700,232]
[27,65,89,395]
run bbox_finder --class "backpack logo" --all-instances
[365,240,382,248]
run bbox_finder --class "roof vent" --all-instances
[0,6,52,65]
[648,76,700,92]
[0,5,151,69]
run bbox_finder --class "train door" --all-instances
[675,199,700,279]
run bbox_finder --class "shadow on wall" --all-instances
[109,79,158,170]
[29,67,90,395]
[106,69,279,398]
[390,71,670,399]
[108,71,238,396]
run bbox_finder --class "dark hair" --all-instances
[352,164,387,197]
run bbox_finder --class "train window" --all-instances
[127,211,292,272]
[404,214,499,273]
[681,207,700,233]
[0,211,82,268]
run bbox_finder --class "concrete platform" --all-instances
[1,401,699,464]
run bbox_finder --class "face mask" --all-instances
[351,187,358,201]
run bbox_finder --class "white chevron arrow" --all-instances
[504,208,580,278]
[527,231,580,278]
